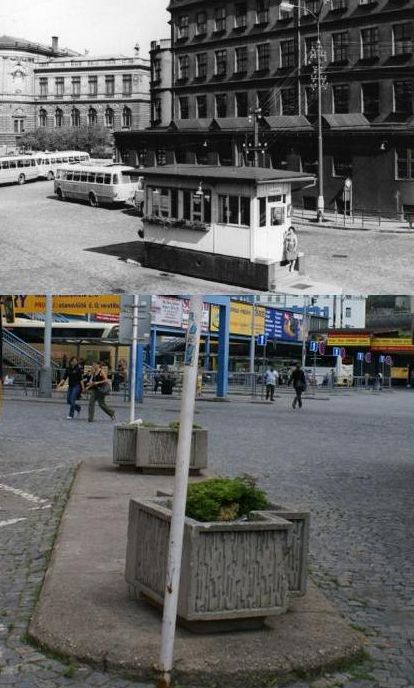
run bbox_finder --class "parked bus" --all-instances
[36,150,90,180]
[54,164,138,207]
[0,154,40,185]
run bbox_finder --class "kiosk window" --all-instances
[270,206,284,225]
[259,197,266,226]
[219,195,251,225]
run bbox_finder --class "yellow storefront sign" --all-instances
[371,338,412,348]
[13,295,121,316]
[327,334,371,346]
[210,302,265,336]
[391,367,408,380]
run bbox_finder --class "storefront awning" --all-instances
[264,115,313,131]
[322,114,371,129]
[168,119,213,131]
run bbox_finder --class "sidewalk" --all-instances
[29,455,364,687]
[293,208,413,234]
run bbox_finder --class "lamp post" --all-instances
[280,1,328,223]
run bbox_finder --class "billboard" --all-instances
[265,309,304,342]
[327,334,370,346]
[151,296,209,332]
[13,295,120,317]
[210,302,265,336]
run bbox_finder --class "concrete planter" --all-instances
[113,424,137,466]
[125,497,293,629]
[254,504,310,597]
[135,426,207,473]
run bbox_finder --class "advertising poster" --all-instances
[210,302,265,336]
[12,294,121,316]
[265,309,304,342]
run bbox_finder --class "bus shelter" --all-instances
[129,165,315,290]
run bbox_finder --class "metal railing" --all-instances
[293,206,411,230]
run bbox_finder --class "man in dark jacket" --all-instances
[289,362,307,409]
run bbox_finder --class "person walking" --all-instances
[57,356,82,419]
[264,367,277,401]
[289,362,307,409]
[84,362,115,423]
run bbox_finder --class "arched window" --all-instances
[55,108,63,127]
[88,107,97,126]
[122,106,132,128]
[105,107,114,128]
[71,108,80,127]
[39,109,47,127]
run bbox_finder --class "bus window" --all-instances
[2,161,9,169]
[104,174,111,184]
[18,159,24,168]
[88,173,96,183]
[51,158,56,164]
[66,171,73,181]
[31,160,36,167]
[25,160,31,167]
[73,172,81,182]
[56,158,62,164]
[96,173,104,184]
[9,161,16,169]
[113,174,120,185]
[68,157,74,162]
[80,172,87,182]
[74,156,80,161]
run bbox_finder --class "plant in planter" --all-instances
[125,476,295,630]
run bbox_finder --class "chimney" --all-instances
[52,36,59,52]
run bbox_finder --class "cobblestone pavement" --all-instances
[1,392,414,687]
[1,180,414,293]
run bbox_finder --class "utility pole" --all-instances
[243,108,268,166]
[39,294,53,397]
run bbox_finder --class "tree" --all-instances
[19,126,113,156]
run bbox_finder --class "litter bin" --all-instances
[161,377,174,395]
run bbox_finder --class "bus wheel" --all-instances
[56,188,63,201]
[89,193,98,208]
[47,171,55,181]
[18,173,26,185]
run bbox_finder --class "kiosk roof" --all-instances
[129,165,315,185]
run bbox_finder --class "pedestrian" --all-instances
[283,226,298,272]
[84,362,115,423]
[264,366,277,401]
[289,362,307,409]
[377,371,383,391]
[57,356,82,419]
[112,358,128,392]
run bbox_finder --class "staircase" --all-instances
[2,329,59,384]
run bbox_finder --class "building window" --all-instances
[89,76,97,96]
[393,24,412,55]
[236,92,248,117]
[218,195,251,225]
[333,154,352,177]
[359,0,375,4]
[153,59,161,83]
[215,93,227,117]
[394,81,413,115]
[39,109,47,127]
[123,74,132,95]
[331,0,346,8]
[197,95,207,118]
[235,46,248,73]
[55,77,64,96]
[13,118,25,133]
[196,11,207,34]
[279,4,293,19]
[71,77,81,97]
[305,86,318,115]
[361,27,378,59]
[122,106,132,128]
[281,87,297,114]
[332,84,349,113]
[256,0,269,24]
[332,32,348,62]
[215,7,226,32]
[55,108,63,127]
[256,43,270,71]
[215,49,227,76]
[179,96,189,119]
[345,307,352,318]
[178,55,189,79]
[177,15,189,39]
[71,108,80,127]
[196,53,208,78]
[154,98,162,123]
[305,0,319,13]
[105,75,115,96]
[305,36,318,64]
[156,149,167,165]
[88,107,97,125]
[39,78,48,97]
[280,39,296,68]
[257,90,272,116]
[396,148,413,179]
[105,107,114,128]
[361,82,379,118]
[235,3,247,28]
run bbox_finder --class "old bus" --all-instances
[36,151,91,180]
[54,164,137,207]
[0,154,40,185]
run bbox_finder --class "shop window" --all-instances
[219,195,250,225]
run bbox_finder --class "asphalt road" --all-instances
[1,391,414,687]
[1,179,412,293]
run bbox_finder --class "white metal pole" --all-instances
[301,296,308,368]
[39,294,53,397]
[129,295,139,423]
[316,18,324,222]
[157,295,203,688]
[249,295,256,374]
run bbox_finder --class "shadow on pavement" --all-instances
[84,241,144,262]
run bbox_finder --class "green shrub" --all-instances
[185,475,268,522]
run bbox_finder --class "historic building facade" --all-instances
[0,35,77,149]
[0,35,151,151]
[115,0,414,214]
[150,39,173,127]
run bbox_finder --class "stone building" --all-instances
[150,39,173,127]
[115,0,414,215]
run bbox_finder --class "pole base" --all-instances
[38,368,52,398]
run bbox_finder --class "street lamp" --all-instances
[280,0,329,223]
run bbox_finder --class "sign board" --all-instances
[328,334,370,346]
[13,294,120,317]
[256,334,267,347]
[385,355,393,366]
[118,295,152,344]
[379,355,385,364]
[265,309,303,342]
[211,302,265,336]
[318,341,326,356]
[365,352,372,363]
[356,352,365,361]
[309,340,318,353]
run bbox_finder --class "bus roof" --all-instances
[56,164,135,173]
